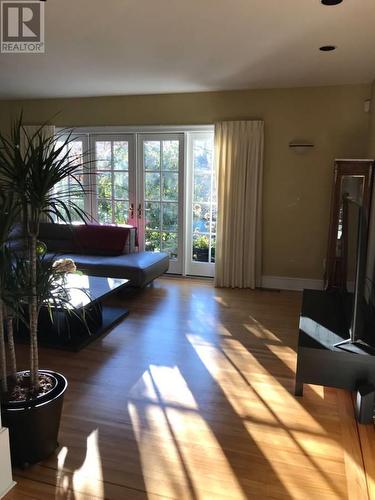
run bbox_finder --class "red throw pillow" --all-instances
[74,224,131,256]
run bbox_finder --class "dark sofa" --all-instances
[10,223,169,288]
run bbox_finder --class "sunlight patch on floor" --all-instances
[128,365,247,499]
[186,333,326,427]
[243,322,282,342]
[185,334,346,499]
[129,365,198,409]
[214,296,230,307]
[56,430,104,499]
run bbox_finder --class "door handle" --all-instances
[129,203,134,218]
[137,203,142,219]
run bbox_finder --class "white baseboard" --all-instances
[261,275,324,291]
[0,428,15,499]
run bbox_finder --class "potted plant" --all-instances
[193,234,210,262]
[0,116,87,466]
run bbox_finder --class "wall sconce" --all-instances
[289,141,315,154]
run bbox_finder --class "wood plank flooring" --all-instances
[4,277,375,499]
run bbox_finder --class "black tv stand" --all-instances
[295,289,375,422]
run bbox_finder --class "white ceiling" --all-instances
[0,0,374,99]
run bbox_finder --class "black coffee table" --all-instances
[35,273,131,351]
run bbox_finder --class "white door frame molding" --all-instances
[0,413,15,498]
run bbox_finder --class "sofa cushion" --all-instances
[38,222,137,255]
[73,224,130,256]
[7,223,26,253]
[45,251,169,288]
[39,222,75,253]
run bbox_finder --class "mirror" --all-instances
[336,175,365,253]
[325,161,373,290]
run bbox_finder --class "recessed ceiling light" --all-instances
[319,45,336,51]
[321,0,343,5]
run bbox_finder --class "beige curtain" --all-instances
[215,121,264,288]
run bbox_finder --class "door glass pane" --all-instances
[98,199,112,223]
[162,141,179,171]
[193,139,213,173]
[193,203,210,233]
[145,172,161,200]
[162,232,178,259]
[114,201,129,224]
[193,174,211,202]
[145,230,161,252]
[96,159,111,170]
[70,195,85,223]
[162,172,178,201]
[162,203,178,232]
[97,172,112,199]
[114,172,128,199]
[145,202,161,230]
[144,141,161,170]
[113,142,128,169]
[192,233,209,263]
[210,234,216,263]
[96,141,111,161]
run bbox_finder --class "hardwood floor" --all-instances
[5,277,375,499]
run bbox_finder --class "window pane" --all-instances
[70,173,84,194]
[114,201,129,224]
[192,203,210,233]
[114,172,128,199]
[96,141,111,161]
[144,141,160,170]
[70,196,85,222]
[55,177,69,196]
[145,172,160,201]
[192,233,209,262]
[162,141,179,171]
[210,234,216,263]
[96,160,111,170]
[145,202,161,230]
[162,232,178,259]
[97,172,112,199]
[145,230,161,252]
[193,174,211,202]
[193,138,213,173]
[69,142,83,169]
[190,135,215,268]
[98,199,112,223]
[162,172,178,201]
[211,205,217,233]
[113,142,128,169]
[162,203,178,232]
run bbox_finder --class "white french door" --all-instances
[137,134,184,274]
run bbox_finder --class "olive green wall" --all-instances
[368,81,375,157]
[0,84,371,280]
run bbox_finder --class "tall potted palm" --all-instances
[0,116,87,466]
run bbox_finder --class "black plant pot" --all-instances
[193,247,209,262]
[1,370,67,467]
